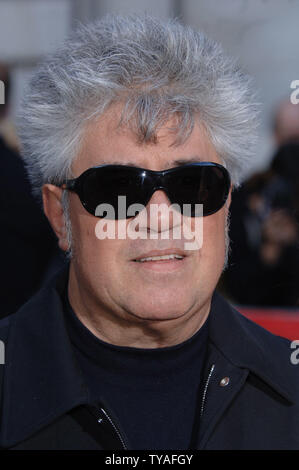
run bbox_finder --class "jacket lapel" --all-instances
[197,342,248,449]
[197,293,298,449]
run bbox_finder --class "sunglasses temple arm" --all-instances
[60,179,77,191]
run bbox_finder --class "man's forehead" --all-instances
[84,102,204,144]
[73,111,220,175]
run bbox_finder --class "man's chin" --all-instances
[126,303,191,323]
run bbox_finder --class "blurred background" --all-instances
[1,0,299,338]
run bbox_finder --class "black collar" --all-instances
[0,266,297,447]
[208,293,298,404]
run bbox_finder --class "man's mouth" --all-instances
[134,254,184,263]
[131,249,189,273]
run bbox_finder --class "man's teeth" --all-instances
[136,254,184,262]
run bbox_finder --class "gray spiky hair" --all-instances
[18,14,259,197]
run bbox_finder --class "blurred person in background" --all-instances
[273,99,299,146]
[223,99,299,306]
[0,64,63,319]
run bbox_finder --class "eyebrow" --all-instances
[171,157,205,166]
[98,157,205,168]
[99,161,140,167]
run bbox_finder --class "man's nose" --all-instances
[144,189,182,234]
[147,189,171,206]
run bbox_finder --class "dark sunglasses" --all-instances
[60,162,231,219]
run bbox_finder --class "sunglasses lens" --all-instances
[166,165,229,216]
[80,166,151,218]
[76,163,229,218]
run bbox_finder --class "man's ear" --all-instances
[224,185,233,215]
[42,184,69,251]
[227,185,233,207]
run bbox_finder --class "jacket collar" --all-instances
[208,293,298,405]
[1,267,297,447]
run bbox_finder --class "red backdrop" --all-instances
[237,307,299,340]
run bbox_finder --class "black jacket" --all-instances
[0,267,299,450]
[0,137,60,318]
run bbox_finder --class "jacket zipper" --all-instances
[97,364,215,450]
[200,364,215,418]
[100,407,128,450]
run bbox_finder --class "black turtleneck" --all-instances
[64,293,209,450]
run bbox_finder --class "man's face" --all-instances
[67,105,230,326]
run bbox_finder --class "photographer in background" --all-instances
[0,64,62,318]
[224,137,299,306]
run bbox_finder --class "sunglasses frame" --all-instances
[61,162,231,218]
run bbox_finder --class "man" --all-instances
[0,15,298,450]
